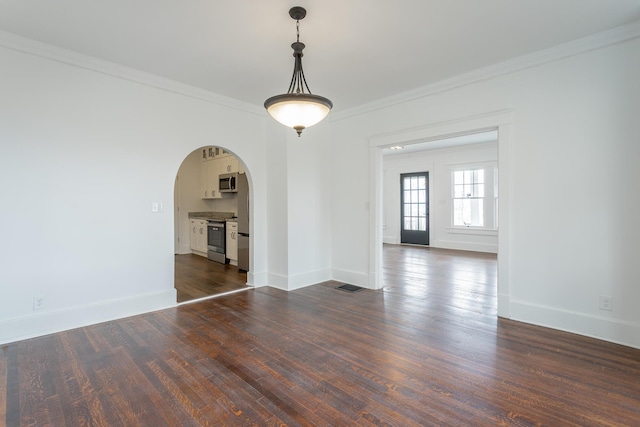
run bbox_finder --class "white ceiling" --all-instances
[1,0,639,112]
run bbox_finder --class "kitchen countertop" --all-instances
[189,211,236,221]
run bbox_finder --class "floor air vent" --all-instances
[336,284,364,293]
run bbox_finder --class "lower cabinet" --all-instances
[190,219,208,255]
[226,221,238,265]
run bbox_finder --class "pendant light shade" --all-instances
[264,94,332,133]
[264,7,333,137]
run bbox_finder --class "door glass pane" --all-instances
[401,172,429,241]
[418,176,426,189]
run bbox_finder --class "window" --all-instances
[453,169,484,227]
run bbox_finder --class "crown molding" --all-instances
[0,29,264,117]
[332,19,640,122]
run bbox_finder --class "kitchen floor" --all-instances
[174,254,249,303]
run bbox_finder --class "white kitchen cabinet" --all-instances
[201,147,216,161]
[200,160,211,199]
[190,219,208,255]
[219,156,239,174]
[226,221,238,265]
[209,160,222,199]
[200,159,225,199]
[217,148,233,158]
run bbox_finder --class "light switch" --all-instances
[152,202,163,212]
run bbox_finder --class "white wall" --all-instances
[383,143,498,252]
[328,32,640,348]
[265,122,290,289]
[0,39,270,343]
[285,127,333,290]
[265,122,333,291]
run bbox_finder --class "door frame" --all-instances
[368,110,513,319]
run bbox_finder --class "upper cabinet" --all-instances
[201,159,222,199]
[201,147,217,161]
[219,156,239,174]
[201,146,239,199]
[202,146,232,161]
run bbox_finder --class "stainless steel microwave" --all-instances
[219,173,238,193]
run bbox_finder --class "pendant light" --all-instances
[264,6,333,137]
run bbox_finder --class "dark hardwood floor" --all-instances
[3,245,640,425]
[175,254,249,303]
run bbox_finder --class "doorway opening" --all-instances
[372,110,511,317]
[400,172,429,245]
[173,145,251,303]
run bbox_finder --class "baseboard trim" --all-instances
[497,292,511,318]
[0,289,177,345]
[267,273,289,291]
[510,300,640,350]
[266,269,332,291]
[332,269,370,289]
[287,269,332,291]
[248,271,268,288]
[382,235,398,244]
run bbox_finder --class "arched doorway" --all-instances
[173,145,251,303]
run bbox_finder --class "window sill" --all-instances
[446,227,498,237]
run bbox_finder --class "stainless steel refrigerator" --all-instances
[237,172,250,271]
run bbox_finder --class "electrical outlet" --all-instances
[599,296,613,311]
[33,295,45,310]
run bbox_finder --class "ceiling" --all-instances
[1,1,639,113]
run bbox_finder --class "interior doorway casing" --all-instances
[369,110,512,318]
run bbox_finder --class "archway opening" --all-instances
[173,145,252,303]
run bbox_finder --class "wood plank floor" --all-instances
[3,245,640,426]
[175,254,249,303]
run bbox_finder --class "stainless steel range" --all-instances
[206,220,226,264]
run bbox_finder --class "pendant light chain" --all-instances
[295,18,302,94]
[286,15,312,96]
